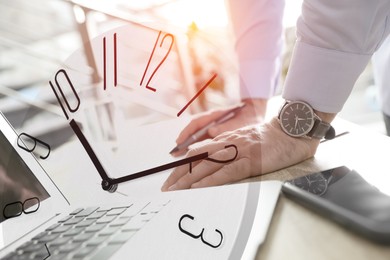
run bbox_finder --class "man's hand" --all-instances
[161,117,321,191]
[174,98,267,152]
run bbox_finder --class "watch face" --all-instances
[279,101,314,137]
[290,172,328,196]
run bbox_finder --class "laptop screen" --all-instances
[0,130,50,223]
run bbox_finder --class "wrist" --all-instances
[313,110,337,124]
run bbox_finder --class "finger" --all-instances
[162,143,220,191]
[161,163,189,191]
[165,158,224,191]
[163,145,238,191]
[191,158,252,189]
[176,109,230,144]
[161,141,233,191]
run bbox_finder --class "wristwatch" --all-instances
[278,100,335,140]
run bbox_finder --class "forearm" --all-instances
[283,0,390,114]
[227,0,285,100]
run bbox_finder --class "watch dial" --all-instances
[306,173,328,196]
[290,172,328,196]
[280,101,314,137]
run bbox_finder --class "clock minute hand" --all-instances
[111,152,209,186]
[110,144,238,187]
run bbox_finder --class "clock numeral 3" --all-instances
[17,133,51,160]
[49,69,81,120]
[140,30,174,92]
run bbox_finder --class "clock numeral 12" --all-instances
[140,31,174,92]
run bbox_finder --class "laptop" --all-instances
[0,112,282,260]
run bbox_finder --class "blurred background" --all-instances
[0,0,386,156]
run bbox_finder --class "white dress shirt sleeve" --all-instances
[372,35,390,116]
[227,0,284,100]
[283,0,390,113]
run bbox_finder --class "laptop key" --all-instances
[58,242,82,253]
[69,208,84,215]
[75,218,96,228]
[91,244,124,260]
[32,231,49,241]
[49,236,72,247]
[63,227,84,237]
[45,253,69,260]
[74,207,99,217]
[97,226,120,236]
[5,253,30,260]
[85,223,107,233]
[106,207,127,216]
[36,233,60,243]
[96,215,116,224]
[63,217,83,225]
[45,222,61,231]
[108,230,137,244]
[73,246,96,258]
[51,224,72,234]
[58,215,73,223]
[86,211,106,219]
[85,235,108,247]
[73,232,95,242]
[22,242,48,253]
[31,247,50,259]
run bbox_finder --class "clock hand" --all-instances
[109,144,238,187]
[69,118,238,192]
[69,119,117,191]
[294,115,298,129]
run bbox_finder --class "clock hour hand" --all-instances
[69,119,116,192]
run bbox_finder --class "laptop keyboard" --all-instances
[2,200,170,260]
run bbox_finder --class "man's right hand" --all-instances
[173,98,268,155]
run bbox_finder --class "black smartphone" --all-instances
[282,166,390,244]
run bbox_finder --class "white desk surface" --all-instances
[39,115,390,259]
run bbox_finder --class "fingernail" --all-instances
[168,184,177,191]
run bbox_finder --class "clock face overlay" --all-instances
[1,22,277,259]
[279,101,314,137]
[13,23,253,198]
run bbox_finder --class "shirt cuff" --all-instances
[282,41,371,113]
[239,59,280,100]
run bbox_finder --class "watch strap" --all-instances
[308,119,335,140]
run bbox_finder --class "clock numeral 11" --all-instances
[103,33,117,90]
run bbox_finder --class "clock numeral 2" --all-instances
[140,31,174,92]
[103,33,117,90]
[49,69,81,120]
[17,133,51,160]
